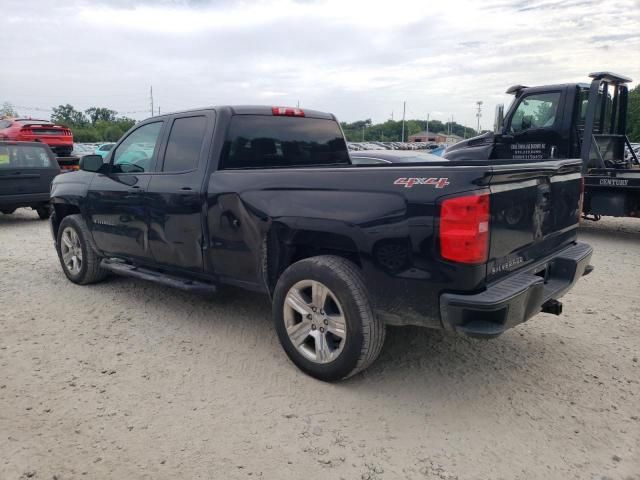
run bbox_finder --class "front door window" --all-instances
[112,122,163,173]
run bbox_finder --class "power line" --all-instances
[10,105,53,113]
[8,104,149,115]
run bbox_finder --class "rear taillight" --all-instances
[17,127,32,139]
[271,106,305,117]
[440,193,490,264]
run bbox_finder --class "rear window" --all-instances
[221,115,349,169]
[0,145,54,168]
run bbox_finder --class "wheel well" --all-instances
[264,227,361,295]
[52,203,81,239]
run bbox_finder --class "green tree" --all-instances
[340,117,477,142]
[627,84,640,142]
[51,104,88,127]
[48,104,136,142]
[114,117,135,132]
[103,125,125,142]
[85,107,117,125]
[73,128,100,142]
[0,102,18,117]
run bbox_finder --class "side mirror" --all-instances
[79,154,104,172]
[494,104,505,134]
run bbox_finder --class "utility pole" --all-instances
[401,101,406,142]
[158,105,161,115]
[150,86,154,117]
[476,101,483,134]
[362,125,365,142]
[426,113,430,141]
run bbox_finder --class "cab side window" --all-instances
[162,116,207,172]
[510,92,561,133]
[112,122,163,173]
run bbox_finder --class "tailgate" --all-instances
[0,168,58,195]
[487,159,583,281]
[0,144,60,195]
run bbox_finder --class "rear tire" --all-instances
[1,208,16,215]
[56,214,108,285]
[272,255,385,381]
[36,205,51,220]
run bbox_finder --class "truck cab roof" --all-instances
[506,83,590,96]
[146,105,337,121]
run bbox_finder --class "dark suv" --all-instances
[0,141,60,219]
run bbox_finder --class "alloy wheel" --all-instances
[283,280,347,364]
[60,227,83,275]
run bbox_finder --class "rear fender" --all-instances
[263,222,361,297]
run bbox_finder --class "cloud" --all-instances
[1,0,638,128]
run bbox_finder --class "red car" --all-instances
[0,118,73,157]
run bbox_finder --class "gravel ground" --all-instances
[1,208,639,480]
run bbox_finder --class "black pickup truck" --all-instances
[50,106,593,381]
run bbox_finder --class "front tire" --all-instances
[272,255,385,381]
[56,214,107,285]
[1,208,16,215]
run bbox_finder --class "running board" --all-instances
[101,260,217,294]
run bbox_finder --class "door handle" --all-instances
[180,187,193,191]
[222,211,241,229]
[128,186,144,193]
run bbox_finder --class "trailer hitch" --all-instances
[541,299,563,316]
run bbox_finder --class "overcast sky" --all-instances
[2,0,639,128]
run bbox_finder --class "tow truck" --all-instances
[445,72,639,219]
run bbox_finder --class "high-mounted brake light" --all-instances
[271,106,305,117]
[439,193,490,264]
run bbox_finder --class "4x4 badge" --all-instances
[393,177,450,188]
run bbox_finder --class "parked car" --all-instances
[72,143,96,157]
[0,141,60,219]
[94,143,115,158]
[430,146,447,156]
[50,105,592,381]
[0,118,73,157]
